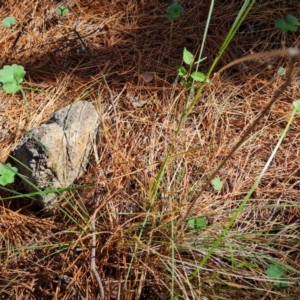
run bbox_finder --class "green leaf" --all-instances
[0,64,25,94]
[293,100,300,112]
[277,67,286,75]
[166,3,184,20]
[0,64,25,84]
[188,217,207,230]
[191,71,208,82]
[276,281,289,288]
[211,177,222,191]
[286,14,300,26]
[267,264,283,279]
[287,23,298,32]
[275,19,289,31]
[185,82,193,89]
[267,264,290,288]
[2,81,20,93]
[2,17,16,28]
[56,6,69,16]
[0,163,17,186]
[183,47,194,65]
[275,14,300,32]
[177,65,187,77]
[11,64,25,83]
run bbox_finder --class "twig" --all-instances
[10,17,33,52]
[72,20,92,57]
[91,212,105,299]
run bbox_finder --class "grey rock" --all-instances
[13,101,100,208]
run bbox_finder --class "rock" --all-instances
[13,101,100,208]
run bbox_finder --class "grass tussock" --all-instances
[0,0,300,299]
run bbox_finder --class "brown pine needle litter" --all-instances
[1,0,300,299]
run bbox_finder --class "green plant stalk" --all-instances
[192,0,255,103]
[54,204,89,232]
[186,0,214,103]
[193,0,214,76]
[188,102,299,281]
[171,198,175,299]
[1,184,91,200]
[167,0,256,182]
[213,0,255,68]
[19,87,29,110]
[22,86,52,94]
[124,0,256,292]
[190,0,254,100]
[0,185,23,196]
[1,170,91,230]
[225,238,235,268]
[171,0,256,216]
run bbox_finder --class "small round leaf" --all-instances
[277,67,286,75]
[211,177,223,191]
[0,64,25,93]
[2,17,16,28]
[56,6,69,16]
[188,217,207,230]
[0,163,18,186]
[166,3,184,20]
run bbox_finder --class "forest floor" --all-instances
[0,0,300,299]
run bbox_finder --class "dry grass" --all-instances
[1,0,300,299]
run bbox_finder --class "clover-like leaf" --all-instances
[211,177,223,191]
[0,163,18,186]
[286,14,300,30]
[2,81,20,93]
[0,64,25,94]
[2,17,16,29]
[188,217,207,230]
[275,14,300,32]
[166,3,184,20]
[56,6,69,16]
[275,19,288,31]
